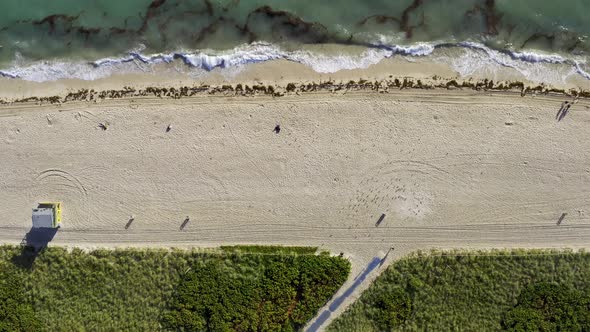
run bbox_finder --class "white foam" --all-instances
[287,48,390,73]
[0,41,588,83]
[384,43,435,56]
[175,43,283,70]
[0,70,19,78]
[1,60,114,82]
[509,50,566,64]
[92,41,428,74]
[458,41,567,65]
[574,61,590,80]
[444,43,573,85]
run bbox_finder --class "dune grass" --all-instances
[328,249,590,331]
[0,245,349,331]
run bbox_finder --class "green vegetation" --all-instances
[0,261,40,331]
[328,250,590,331]
[0,245,349,331]
[163,254,349,331]
[503,283,590,331]
[371,288,412,330]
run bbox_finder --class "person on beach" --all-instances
[556,101,572,121]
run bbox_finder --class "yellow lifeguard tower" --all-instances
[32,202,62,229]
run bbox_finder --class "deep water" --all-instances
[0,0,589,82]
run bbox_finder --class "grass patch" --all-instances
[0,261,41,331]
[0,245,349,331]
[328,249,590,331]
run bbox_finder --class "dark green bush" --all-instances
[503,282,590,331]
[372,288,412,330]
[163,254,350,331]
[329,250,590,331]
[0,262,41,332]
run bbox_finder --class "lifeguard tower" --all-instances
[32,202,62,229]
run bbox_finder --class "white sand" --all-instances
[2,88,589,254]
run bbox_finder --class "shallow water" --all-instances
[0,0,589,82]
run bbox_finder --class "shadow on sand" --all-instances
[180,216,190,230]
[555,102,572,121]
[11,227,58,269]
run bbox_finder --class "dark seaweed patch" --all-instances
[204,0,214,16]
[358,0,425,39]
[521,33,555,49]
[33,14,81,34]
[483,0,502,35]
[1,76,584,107]
[465,0,502,36]
[139,0,167,33]
[400,0,424,38]
[242,6,331,44]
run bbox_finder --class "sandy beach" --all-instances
[2,70,590,253]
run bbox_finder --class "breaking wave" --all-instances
[0,41,588,84]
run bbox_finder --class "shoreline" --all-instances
[1,55,590,103]
[2,41,590,87]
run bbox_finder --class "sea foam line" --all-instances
[0,41,587,82]
[456,41,568,67]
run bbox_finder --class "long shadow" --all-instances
[307,256,382,332]
[556,102,571,122]
[180,217,190,230]
[375,213,386,227]
[12,227,58,269]
[557,212,567,225]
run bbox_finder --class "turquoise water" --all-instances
[1,0,589,82]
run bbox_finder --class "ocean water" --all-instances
[0,0,589,83]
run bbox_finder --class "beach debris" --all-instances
[166,124,172,132]
[98,121,109,130]
[274,124,281,134]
